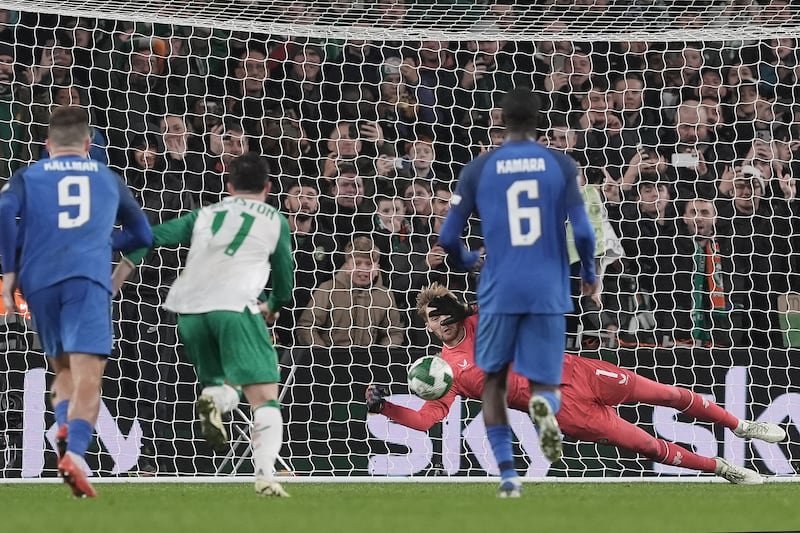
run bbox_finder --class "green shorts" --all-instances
[177,310,279,387]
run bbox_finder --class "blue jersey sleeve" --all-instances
[111,176,153,252]
[439,156,485,270]
[0,171,25,273]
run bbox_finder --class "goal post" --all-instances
[0,0,798,481]
[4,0,800,41]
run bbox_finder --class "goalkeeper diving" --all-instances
[366,283,785,486]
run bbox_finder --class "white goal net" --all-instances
[0,0,798,480]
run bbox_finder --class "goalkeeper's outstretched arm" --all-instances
[366,384,456,431]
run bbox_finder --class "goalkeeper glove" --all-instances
[428,294,475,326]
[365,385,389,414]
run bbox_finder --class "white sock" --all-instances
[202,384,241,414]
[252,404,283,481]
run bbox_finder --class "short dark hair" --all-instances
[240,40,268,59]
[285,177,319,194]
[223,116,245,134]
[375,194,400,207]
[432,179,453,195]
[228,153,271,193]
[282,177,319,207]
[405,178,432,195]
[501,88,540,135]
[336,163,359,176]
[48,106,91,147]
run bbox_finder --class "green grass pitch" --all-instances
[1,482,797,533]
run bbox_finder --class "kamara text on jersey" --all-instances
[495,157,546,174]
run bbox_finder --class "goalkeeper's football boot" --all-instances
[254,479,290,497]
[496,476,522,498]
[734,420,786,443]
[197,395,228,451]
[714,458,764,485]
[58,451,97,498]
[55,425,68,459]
[529,395,563,463]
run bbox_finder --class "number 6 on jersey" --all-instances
[506,180,541,246]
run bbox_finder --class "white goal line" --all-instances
[2,476,798,484]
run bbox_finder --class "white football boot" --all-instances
[496,476,523,498]
[255,479,290,497]
[733,420,786,444]
[196,395,228,451]
[529,395,563,463]
[714,458,764,485]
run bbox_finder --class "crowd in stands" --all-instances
[0,2,799,358]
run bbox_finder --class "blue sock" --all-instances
[486,425,516,480]
[66,419,94,458]
[54,401,69,428]
[537,390,562,414]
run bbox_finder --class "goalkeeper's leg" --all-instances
[599,410,718,473]
[600,414,763,484]
[627,374,739,428]
[242,382,289,497]
[627,374,785,443]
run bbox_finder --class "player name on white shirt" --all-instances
[43,160,99,172]
[496,157,546,174]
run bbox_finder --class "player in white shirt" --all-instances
[114,153,293,497]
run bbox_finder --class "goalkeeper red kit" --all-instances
[382,315,529,430]
[381,315,739,472]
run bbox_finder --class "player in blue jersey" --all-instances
[0,106,152,498]
[438,88,598,497]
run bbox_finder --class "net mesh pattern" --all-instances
[0,1,797,478]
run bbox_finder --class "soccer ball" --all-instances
[407,356,454,401]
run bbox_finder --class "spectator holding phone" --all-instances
[399,41,458,134]
[715,166,794,348]
[319,119,384,179]
[541,43,594,116]
[376,56,418,147]
[186,97,224,154]
[670,145,716,199]
[455,40,531,127]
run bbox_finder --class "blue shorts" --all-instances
[25,278,112,358]
[475,313,565,386]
